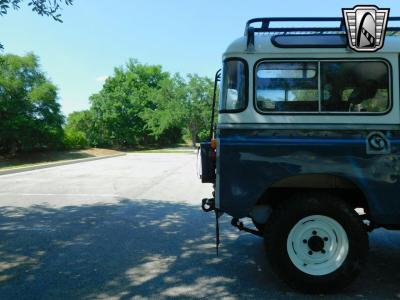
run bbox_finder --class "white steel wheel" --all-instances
[265,194,369,293]
[287,215,349,276]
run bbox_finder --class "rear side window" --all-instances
[256,62,319,112]
[255,60,390,114]
[220,59,248,112]
[321,61,389,112]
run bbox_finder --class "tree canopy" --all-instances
[0,53,64,155]
[65,59,215,149]
[0,53,216,155]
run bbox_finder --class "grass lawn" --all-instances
[0,146,196,171]
[0,148,122,171]
[129,149,196,154]
[128,146,197,154]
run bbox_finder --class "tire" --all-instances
[264,192,369,293]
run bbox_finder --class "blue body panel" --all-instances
[218,129,400,225]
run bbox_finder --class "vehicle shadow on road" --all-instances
[0,199,399,299]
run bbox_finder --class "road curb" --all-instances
[0,153,126,176]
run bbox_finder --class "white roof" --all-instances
[224,35,400,56]
[219,34,400,125]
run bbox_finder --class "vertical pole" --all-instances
[209,69,222,140]
[215,209,220,256]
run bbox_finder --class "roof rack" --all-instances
[245,17,400,50]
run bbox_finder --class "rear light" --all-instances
[211,138,217,150]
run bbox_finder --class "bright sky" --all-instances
[0,0,398,116]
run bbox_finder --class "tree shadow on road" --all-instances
[0,199,399,299]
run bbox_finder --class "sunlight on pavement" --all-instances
[161,276,236,298]
[125,255,177,287]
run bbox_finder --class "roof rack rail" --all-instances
[245,17,400,50]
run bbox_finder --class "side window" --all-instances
[256,62,319,112]
[220,59,247,112]
[321,61,390,112]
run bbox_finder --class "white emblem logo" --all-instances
[342,5,390,52]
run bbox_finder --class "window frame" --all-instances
[219,57,249,114]
[253,58,393,116]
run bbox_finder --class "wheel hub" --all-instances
[308,235,324,252]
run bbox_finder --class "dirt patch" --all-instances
[79,148,123,157]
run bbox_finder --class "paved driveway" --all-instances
[0,153,399,299]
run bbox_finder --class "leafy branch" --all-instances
[0,0,73,50]
[0,0,73,22]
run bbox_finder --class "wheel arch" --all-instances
[255,173,371,213]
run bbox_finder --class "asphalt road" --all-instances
[0,153,399,299]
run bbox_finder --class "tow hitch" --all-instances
[201,198,215,212]
[231,218,263,237]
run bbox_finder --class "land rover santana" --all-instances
[199,17,400,293]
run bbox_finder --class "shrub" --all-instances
[63,129,89,149]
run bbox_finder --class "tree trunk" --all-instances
[191,129,197,148]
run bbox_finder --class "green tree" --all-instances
[183,74,215,146]
[64,110,91,148]
[142,74,187,145]
[138,74,214,146]
[142,73,215,147]
[88,59,170,148]
[65,110,92,135]
[65,58,216,149]
[0,53,64,155]
[0,0,73,49]
[63,129,88,149]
